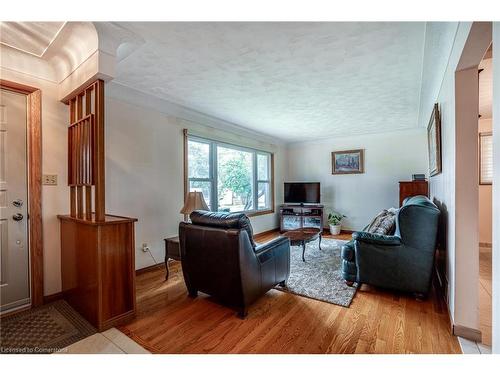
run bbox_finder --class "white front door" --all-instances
[0,88,30,312]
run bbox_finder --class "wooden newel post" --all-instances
[94,80,105,221]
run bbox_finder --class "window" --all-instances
[187,136,273,214]
[257,153,271,210]
[479,132,492,185]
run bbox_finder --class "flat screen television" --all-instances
[284,182,320,204]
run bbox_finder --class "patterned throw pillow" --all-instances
[366,209,397,235]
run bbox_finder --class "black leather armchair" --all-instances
[179,210,290,317]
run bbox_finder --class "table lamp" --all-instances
[180,191,209,222]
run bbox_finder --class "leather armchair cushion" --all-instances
[190,210,256,247]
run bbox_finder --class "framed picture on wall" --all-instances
[331,149,364,174]
[479,132,493,185]
[427,103,442,177]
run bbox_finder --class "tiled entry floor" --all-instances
[57,328,150,354]
[479,247,492,348]
[442,246,493,355]
[458,337,491,354]
[461,246,493,354]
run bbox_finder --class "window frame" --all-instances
[479,131,493,185]
[186,137,214,208]
[185,134,274,216]
[256,152,272,211]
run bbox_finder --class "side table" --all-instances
[164,236,181,280]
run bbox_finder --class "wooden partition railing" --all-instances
[60,79,137,331]
[67,79,105,221]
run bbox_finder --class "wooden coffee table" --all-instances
[282,227,322,262]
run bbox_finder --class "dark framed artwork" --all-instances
[427,103,442,177]
[332,149,364,174]
[479,131,492,185]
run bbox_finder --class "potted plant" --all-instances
[327,212,346,235]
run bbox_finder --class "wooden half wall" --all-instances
[59,79,137,331]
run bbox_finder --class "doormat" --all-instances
[0,299,96,354]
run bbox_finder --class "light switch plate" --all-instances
[42,174,58,185]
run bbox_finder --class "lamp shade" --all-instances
[180,191,209,215]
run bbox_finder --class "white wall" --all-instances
[0,68,68,296]
[420,22,471,328]
[286,129,428,230]
[479,119,492,245]
[492,21,500,355]
[417,22,469,329]
[420,23,472,322]
[454,66,481,331]
[105,95,286,270]
[421,22,496,335]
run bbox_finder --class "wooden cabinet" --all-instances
[58,214,137,331]
[399,181,429,206]
[279,205,324,232]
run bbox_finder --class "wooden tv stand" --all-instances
[279,204,324,233]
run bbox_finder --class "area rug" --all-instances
[275,238,358,307]
[0,299,96,354]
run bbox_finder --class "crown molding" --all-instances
[58,49,115,102]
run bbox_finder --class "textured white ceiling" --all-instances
[0,22,66,57]
[111,22,426,142]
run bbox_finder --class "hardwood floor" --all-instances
[119,231,460,354]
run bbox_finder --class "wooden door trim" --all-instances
[1,79,44,307]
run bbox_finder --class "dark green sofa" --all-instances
[341,195,440,297]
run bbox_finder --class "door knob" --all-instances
[12,213,23,221]
[13,199,23,207]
